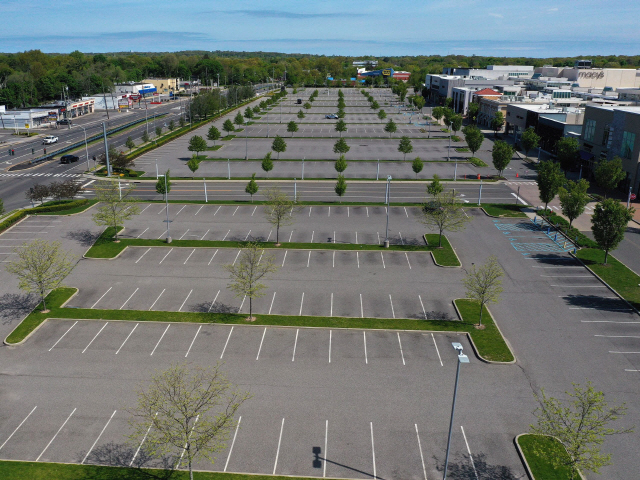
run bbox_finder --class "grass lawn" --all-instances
[34,200,97,216]
[575,248,640,310]
[455,147,469,152]
[453,299,514,362]
[0,460,313,480]
[205,145,223,151]
[7,288,512,363]
[468,157,488,167]
[221,135,236,141]
[85,229,460,266]
[481,203,528,218]
[517,434,579,480]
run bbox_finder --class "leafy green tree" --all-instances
[371,100,380,110]
[234,111,244,127]
[444,97,453,108]
[491,111,505,136]
[412,157,423,178]
[556,137,580,173]
[491,140,513,177]
[156,169,172,200]
[420,191,470,247]
[187,156,200,179]
[188,135,207,157]
[271,135,287,159]
[263,187,300,244]
[223,119,235,135]
[462,255,503,326]
[428,174,444,197]
[261,152,274,177]
[467,102,479,123]
[91,179,141,241]
[431,106,445,125]
[462,125,484,157]
[337,108,346,119]
[558,179,590,228]
[537,160,565,211]
[125,136,135,152]
[530,382,633,478]
[521,127,540,158]
[168,119,175,131]
[141,130,150,143]
[333,138,350,157]
[297,109,305,119]
[451,114,463,136]
[207,126,221,146]
[303,102,311,109]
[384,118,397,138]
[442,108,455,130]
[252,105,260,115]
[179,116,186,128]
[335,155,347,173]
[259,101,267,110]
[245,173,259,202]
[413,96,425,112]
[335,119,347,137]
[377,109,387,123]
[155,126,162,137]
[398,136,413,160]
[0,197,3,215]
[244,107,253,119]
[287,120,298,137]
[594,156,626,198]
[334,174,347,203]
[592,198,634,264]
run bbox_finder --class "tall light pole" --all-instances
[384,175,392,248]
[443,343,470,480]
[77,125,90,171]
[164,174,171,243]
[244,118,248,160]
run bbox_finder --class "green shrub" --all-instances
[468,157,487,167]
[451,135,461,142]
[0,210,27,234]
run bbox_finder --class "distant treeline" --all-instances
[1,49,639,109]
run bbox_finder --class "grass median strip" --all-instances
[7,287,512,362]
[517,434,579,480]
[482,203,528,218]
[575,248,640,310]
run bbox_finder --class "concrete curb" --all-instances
[514,434,586,480]
[82,226,129,260]
[424,234,462,268]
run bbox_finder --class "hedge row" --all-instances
[540,211,599,248]
[0,210,28,234]
[0,199,90,234]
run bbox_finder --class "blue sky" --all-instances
[2,0,639,57]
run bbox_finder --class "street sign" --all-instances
[631,193,637,200]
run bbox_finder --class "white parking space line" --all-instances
[238,295,246,313]
[252,206,257,216]
[36,408,77,462]
[120,288,139,310]
[550,285,606,288]
[405,253,412,269]
[157,206,165,214]
[175,205,186,216]
[299,292,305,315]
[224,416,242,472]
[381,252,386,268]
[281,251,288,267]
[222,230,231,241]
[220,327,234,359]
[0,406,37,451]
[581,320,640,323]
[330,293,333,317]
[91,287,112,309]
[366,207,369,217]
[431,333,443,366]
[49,321,78,351]
[328,207,331,217]
[292,329,299,361]
[179,290,193,312]
[116,323,139,354]
[307,251,311,267]
[179,229,190,240]
[323,420,328,478]
[150,325,171,356]
[232,249,241,265]
[159,248,173,264]
[309,206,312,216]
[415,424,428,480]
[332,251,335,268]
[273,418,285,475]
[82,410,117,464]
[532,266,584,268]
[370,422,377,480]
[329,330,332,363]
[399,232,404,245]
[184,249,196,264]
[195,205,204,216]
[208,290,221,312]
[157,229,168,239]
[389,294,396,318]
[541,275,592,278]
[208,250,219,265]
[363,332,368,364]
[268,291,277,315]
[404,207,409,217]
[130,412,156,467]
[233,206,239,216]
[82,322,109,353]
[461,426,478,479]
[135,248,151,263]
[149,289,166,311]
[397,332,406,365]
[610,351,640,354]
[255,327,268,360]
[356,251,360,268]
[355,232,358,244]
[596,335,640,338]
[310,231,314,243]
[244,230,252,241]
[418,295,427,320]
[214,206,221,215]
[360,294,364,318]
[572,307,632,311]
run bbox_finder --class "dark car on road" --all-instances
[56,119,73,125]
[60,154,79,164]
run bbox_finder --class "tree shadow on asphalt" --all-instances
[79,441,177,479]
[0,292,37,325]
[434,452,520,480]
[407,310,455,321]
[189,301,238,314]
[525,254,579,265]
[65,228,101,247]
[561,294,634,313]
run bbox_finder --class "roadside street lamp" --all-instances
[443,342,470,480]
[164,174,171,243]
[77,124,90,171]
[245,119,248,160]
[384,175,392,248]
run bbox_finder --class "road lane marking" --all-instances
[232,249,241,265]
[49,321,78,351]
[329,330,332,363]
[244,230,251,241]
[238,295,246,313]
[208,249,219,265]
[299,292,305,315]
[130,412,157,467]
[233,206,239,215]
[311,230,314,243]
[281,251,288,267]
[268,292,277,314]
[330,293,333,317]
[307,251,311,267]
[179,229,190,240]
[200,229,210,240]
[360,294,364,318]
[208,290,221,312]
[323,420,328,478]
[195,205,204,215]
[380,252,385,268]
[150,325,170,355]
[116,323,139,354]
[175,205,186,216]
[419,295,427,320]
[222,230,231,241]
[405,252,412,269]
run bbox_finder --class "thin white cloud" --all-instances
[489,13,504,18]
[548,7,559,12]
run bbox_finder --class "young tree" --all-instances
[303,102,311,109]
[261,152,274,177]
[245,173,259,202]
[537,160,565,211]
[591,198,634,264]
[271,135,287,159]
[168,119,175,131]
[556,137,580,173]
[234,111,244,127]
[297,109,305,119]
[98,147,135,172]
[413,95,425,112]
[334,174,347,203]
[530,382,633,478]
[334,155,347,173]
[337,108,346,119]
[594,156,626,198]
[462,255,503,326]
[398,136,413,161]
[427,174,444,197]
[141,130,150,143]
[125,136,135,152]
[412,157,423,178]
[5,239,75,312]
[223,119,235,135]
[467,102,480,123]
[333,138,350,157]
[155,126,162,137]
[492,140,513,177]
[450,114,463,137]
[156,169,172,200]
[128,362,249,480]
[188,135,207,158]
[335,119,347,137]
[252,105,260,115]
[462,125,484,157]
[431,106,445,125]
[286,120,298,137]
[244,107,253,120]
[26,183,50,205]
[558,179,590,228]
[92,179,141,241]
[490,111,505,136]
[419,191,470,247]
[207,126,221,146]
[384,118,397,138]
[263,187,299,244]
[521,127,540,158]
[377,109,387,123]
[370,100,380,110]
[187,156,200,179]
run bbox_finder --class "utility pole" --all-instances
[102,122,111,176]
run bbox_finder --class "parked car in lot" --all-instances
[42,135,58,144]
[325,114,338,119]
[60,154,79,164]
[297,98,302,104]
